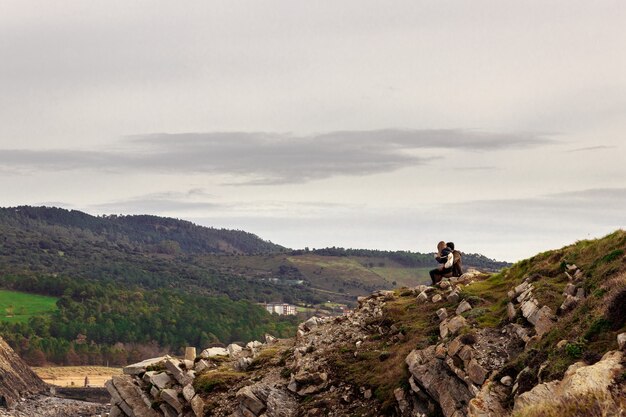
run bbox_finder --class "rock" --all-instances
[439,280,451,290]
[576,287,586,299]
[447,291,460,303]
[514,281,529,296]
[432,294,443,303]
[507,289,517,300]
[165,359,193,386]
[266,388,297,417]
[563,283,576,296]
[439,320,450,339]
[236,357,253,371]
[190,395,205,417]
[566,264,577,272]
[447,315,467,335]
[456,300,472,315]
[237,385,267,416]
[227,343,243,356]
[574,269,584,280]
[161,388,183,413]
[560,294,578,311]
[447,337,463,357]
[183,384,195,402]
[290,372,329,396]
[303,317,322,331]
[436,308,448,322]
[406,346,474,417]
[194,359,211,373]
[500,376,513,386]
[507,302,517,321]
[106,375,160,417]
[200,347,229,358]
[160,402,178,417]
[123,356,170,375]
[247,340,264,349]
[468,382,509,417]
[393,387,410,414]
[363,388,372,399]
[556,340,568,350]
[458,345,473,363]
[435,344,447,359]
[514,350,624,413]
[149,372,172,389]
[184,347,196,361]
[618,333,626,350]
[416,291,428,303]
[467,359,488,385]
[528,306,555,336]
[265,334,278,344]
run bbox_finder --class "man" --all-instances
[447,242,463,277]
[429,241,453,284]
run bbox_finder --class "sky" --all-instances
[1,0,625,261]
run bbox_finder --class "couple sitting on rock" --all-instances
[429,241,463,284]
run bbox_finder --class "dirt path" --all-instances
[32,366,122,387]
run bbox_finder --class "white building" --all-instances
[264,303,297,315]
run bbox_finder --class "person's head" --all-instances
[437,241,446,252]
[446,242,455,250]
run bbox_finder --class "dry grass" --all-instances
[32,366,122,387]
[513,391,625,417]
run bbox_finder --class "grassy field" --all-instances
[32,366,122,387]
[0,289,58,323]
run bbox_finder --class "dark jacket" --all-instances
[435,247,453,265]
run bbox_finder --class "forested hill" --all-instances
[0,206,284,255]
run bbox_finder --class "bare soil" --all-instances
[32,366,122,387]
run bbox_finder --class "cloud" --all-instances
[567,145,617,153]
[0,129,554,184]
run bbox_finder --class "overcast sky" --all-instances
[1,1,625,261]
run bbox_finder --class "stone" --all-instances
[514,351,623,413]
[507,289,516,300]
[266,388,297,417]
[565,263,577,271]
[303,317,322,330]
[432,294,443,303]
[447,337,463,357]
[435,343,447,359]
[265,334,277,344]
[467,359,488,386]
[439,320,450,339]
[556,340,568,350]
[227,343,243,356]
[237,385,266,416]
[574,269,584,280]
[184,347,196,361]
[183,384,195,402]
[123,356,170,375]
[161,388,183,413]
[363,388,372,399]
[563,284,577,296]
[439,280,451,290]
[528,306,555,336]
[560,295,578,311]
[191,394,205,417]
[194,359,210,373]
[200,347,228,358]
[618,333,626,350]
[456,300,472,315]
[520,299,539,320]
[500,376,513,386]
[436,308,448,322]
[416,291,428,303]
[107,375,160,417]
[447,315,467,335]
[165,359,193,386]
[514,281,529,296]
[406,346,474,417]
[160,403,178,417]
[576,287,586,299]
[447,291,460,303]
[458,345,473,365]
[507,302,517,321]
[149,372,172,390]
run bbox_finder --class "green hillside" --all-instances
[0,289,58,323]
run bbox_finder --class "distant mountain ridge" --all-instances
[0,206,284,255]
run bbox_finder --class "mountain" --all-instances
[102,230,626,417]
[0,205,510,367]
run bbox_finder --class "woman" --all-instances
[429,241,453,284]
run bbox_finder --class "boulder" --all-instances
[165,359,193,386]
[106,375,160,417]
[436,308,448,322]
[237,385,266,416]
[528,306,555,337]
[183,384,195,402]
[406,346,474,417]
[447,291,460,303]
[563,283,576,296]
[266,388,297,417]
[456,300,472,315]
[161,388,183,414]
[200,347,229,358]
[227,343,243,356]
[514,351,624,413]
[560,295,578,311]
[149,372,172,390]
[184,347,196,361]
[500,376,513,386]
[123,356,170,375]
[416,291,428,303]
[618,333,626,351]
[432,294,443,303]
[194,359,211,373]
[190,395,205,417]
[448,316,468,335]
[467,359,488,386]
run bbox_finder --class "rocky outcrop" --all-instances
[0,337,48,408]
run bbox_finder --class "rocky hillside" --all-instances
[105,231,626,417]
[0,337,47,408]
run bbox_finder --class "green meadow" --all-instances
[0,289,58,323]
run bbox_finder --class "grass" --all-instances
[0,289,58,323]
[512,390,624,417]
[193,370,247,394]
